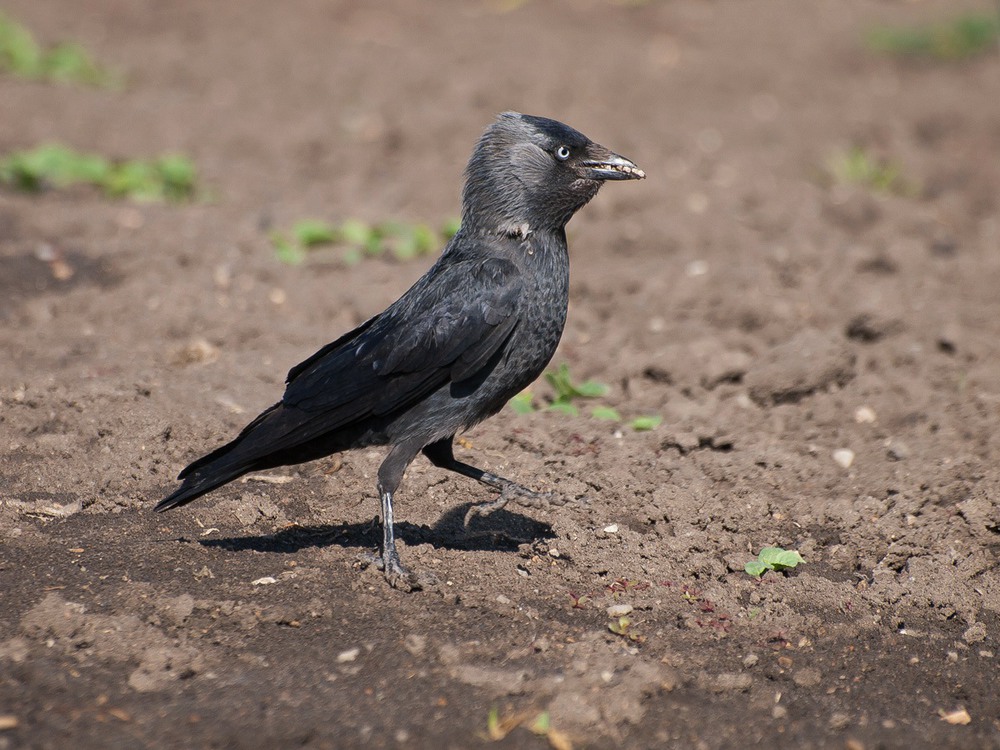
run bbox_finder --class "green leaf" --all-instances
[292,219,337,247]
[590,406,621,421]
[547,401,579,416]
[440,216,461,239]
[630,415,662,431]
[339,218,372,247]
[272,234,305,265]
[508,391,535,414]
[756,547,785,567]
[528,712,550,735]
[608,616,631,635]
[576,380,609,398]
[774,550,805,569]
[744,561,768,578]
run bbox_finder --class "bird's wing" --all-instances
[264,256,522,444]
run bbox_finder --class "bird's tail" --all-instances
[154,404,282,512]
[154,462,249,512]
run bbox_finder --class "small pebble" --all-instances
[854,406,877,424]
[403,634,426,656]
[606,604,633,618]
[496,594,512,606]
[833,449,855,469]
[336,648,360,663]
[603,524,619,534]
[771,705,788,719]
[251,576,277,586]
[793,668,822,687]
[886,440,910,461]
[548,548,561,558]
[829,712,850,730]
[963,622,987,643]
[742,654,759,668]
[712,673,752,692]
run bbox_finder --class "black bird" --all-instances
[156,112,644,590]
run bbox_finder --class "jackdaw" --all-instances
[156,112,644,590]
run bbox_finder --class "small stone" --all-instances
[793,668,822,687]
[742,654,759,668]
[686,258,709,275]
[946,651,959,663]
[403,634,426,656]
[712,672,752,692]
[963,622,987,643]
[939,707,971,725]
[886,440,910,461]
[336,648,360,663]
[829,712,850,730]
[496,595,512,606]
[548,548,561,558]
[833,449,855,469]
[603,524,619,534]
[771,705,787,719]
[251,576,277,586]
[606,604,633,618]
[854,406,877,424]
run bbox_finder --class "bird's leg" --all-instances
[375,481,415,589]
[361,442,436,591]
[422,438,558,525]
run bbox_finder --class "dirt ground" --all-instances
[2,0,999,747]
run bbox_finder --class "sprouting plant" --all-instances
[544,363,608,416]
[0,12,118,86]
[629,415,662,431]
[507,363,661,431]
[865,13,1000,61]
[507,391,535,415]
[744,547,805,578]
[0,144,198,201]
[608,615,644,643]
[270,217,458,265]
[827,146,913,195]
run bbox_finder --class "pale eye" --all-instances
[555,145,571,161]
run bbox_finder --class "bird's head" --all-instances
[461,112,644,236]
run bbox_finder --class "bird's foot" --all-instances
[355,550,436,592]
[464,484,562,526]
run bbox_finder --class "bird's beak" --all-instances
[580,146,645,181]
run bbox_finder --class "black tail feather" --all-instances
[154,464,249,512]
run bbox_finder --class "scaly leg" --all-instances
[360,441,436,591]
[422,437,556,525]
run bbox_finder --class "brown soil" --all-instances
[2,1,999,748]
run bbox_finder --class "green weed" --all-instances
[745,547,805,579]
[828,146,912,195]
[271,217,459,266]
[0,144,198,201]
[866,13,1000,61]
[509,363,662,432]
[0,12,117,86]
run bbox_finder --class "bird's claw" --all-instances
[464,486,562,526]
[355,550,435,592]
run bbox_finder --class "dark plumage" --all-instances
[156,112,644,589]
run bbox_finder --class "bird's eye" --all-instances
[554,145,571,161]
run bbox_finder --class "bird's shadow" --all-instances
[200,502,554,555]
